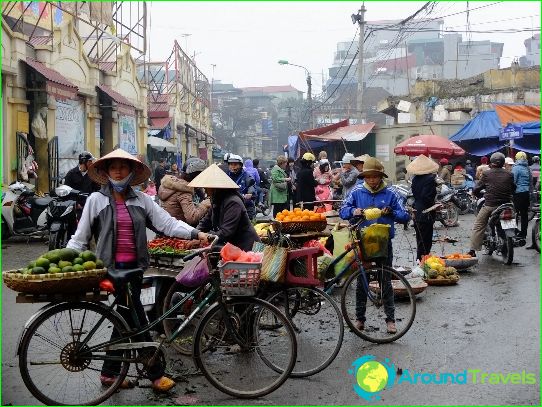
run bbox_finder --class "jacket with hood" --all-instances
[244,159,260,185]
[339,182,410,239]
[67,185,199,270]
[158,175,210,226]
[512,159,532,193]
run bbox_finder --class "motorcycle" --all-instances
[46,185,88,250]
[531,204,540,253]
[1,182,52,240]
[478,196,518,265]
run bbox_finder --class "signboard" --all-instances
[17,111,29,133]
[499,124,523,141]
[56,99,85,178]
[376,144,390,162]
[119,115,137,154]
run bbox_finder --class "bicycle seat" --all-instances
[107,268,144,289]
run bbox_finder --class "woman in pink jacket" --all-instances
[313,159,333,211]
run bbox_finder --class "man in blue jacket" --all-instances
[339,157,410,334]
[227,154,256,220]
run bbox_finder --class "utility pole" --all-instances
[355,3,366,123]
[307,74,313,128]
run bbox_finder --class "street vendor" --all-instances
[66,148,210,393]
[190,164,259,252]
[339,157,410,334]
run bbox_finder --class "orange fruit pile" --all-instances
[275,208,326,222]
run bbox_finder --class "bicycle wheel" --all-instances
[193,297,297,398]
[266,287,344,377]
[162,281,208,356]
[19,302,130,405]
[341,265,416,344]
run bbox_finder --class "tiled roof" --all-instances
[98,61,116,72]
[24,58,78,89]
[96,84,135,107]
[241,85,301,93]
[149,117,172,130]
[28,35,52,47]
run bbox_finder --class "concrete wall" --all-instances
[483,68,540,90]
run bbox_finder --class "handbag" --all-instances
[253,242,288,283]
[176,255,210,287]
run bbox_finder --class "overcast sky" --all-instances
[147,1,540,94]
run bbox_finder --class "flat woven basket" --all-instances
[369,279,428,298]
[443,257,478,270]
[424,277,459,286]
[278,220,327,234]
[3,268,107,295]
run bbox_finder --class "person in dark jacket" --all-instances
[191,164,259,251]
[64,151,100,194]
[153,158,167,192]
[253,158,270,205]
[512,151,533,239]
[295,153,318,210]
[468,152,515,256]
[406,155,439,261]
[227,154,256,219]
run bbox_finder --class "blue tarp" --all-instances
[449,110,540,156]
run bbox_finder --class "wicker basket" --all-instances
[442,257,478,271]
[3,269,107,295]
[278,220,327,234]
[424,277,459,286]
[369,278,427,298]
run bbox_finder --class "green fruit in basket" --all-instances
[48,267,62,274]
[31,266,46,275]
[35,257,50,270]
[61,266,74,273]
[95,259,104,268]
[73,257,84,265]
[58,260,72,269]
[44,250,61,264]
[82,261,96,271]
[81,250,97,262]
[72,264,85,272]
[16,268,26,274]
[59,248,79,261]
[49,263,58,269]
[27,261,36,269]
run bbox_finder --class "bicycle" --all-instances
[322,217,417,344]
[17,238,298,405]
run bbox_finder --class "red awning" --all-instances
[24,58,78,100]
[96,85,135,107]
[299,119,349,137]
[494,104,541,126]
[149,117,172,130]
[300,122,375,142]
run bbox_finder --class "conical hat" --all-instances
[406,154,439,175]
[87,148,151,186]
[188,164,239,189]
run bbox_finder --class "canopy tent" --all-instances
[449,109,541,156]
[147,136,177,152]
[299,120,375,142]
[494,104,541,126]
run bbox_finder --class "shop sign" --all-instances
[119,115,137,154]
[56,99,85,178]
[499,124,523,141]
[17,111,29,133]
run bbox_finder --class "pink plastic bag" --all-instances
[176,256,210,287]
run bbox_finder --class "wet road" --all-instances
[2,214,540,405]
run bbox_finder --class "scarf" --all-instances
[363,180,387,194]
[108,172,135,192]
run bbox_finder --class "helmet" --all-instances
[79,151,95,164]
[185,158,207,174]
[490,152,505,168]
[515,151,527,161]
[302,152,315,162]
[223,153,230,162]
[505,157,515,166]
[439,158,449,165]
[533,156,540,163]
[227,154,243,164]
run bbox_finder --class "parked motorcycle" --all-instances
[479,201,518,265]
[46,185,88,250]
[531,204,540,253]
[1,182,52,241]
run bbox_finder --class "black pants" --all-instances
[272,202,288,218]
[514,191,530,238]
[414,221,434,261]
[101,264,162,381]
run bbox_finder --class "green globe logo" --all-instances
[356,360,389,393]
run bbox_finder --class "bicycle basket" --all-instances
[219,261,262,296]
[358,223,391,261]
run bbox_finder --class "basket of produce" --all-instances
[370,278,427,299]
[148,237,204,267]
[275,209,327,234]
[442,253,478,270]
[421,254,460,285]
[3,248,107,294]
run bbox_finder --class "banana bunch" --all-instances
[364,207,382,220]
[254,223,274,237]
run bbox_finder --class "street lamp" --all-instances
[278,60,313,129]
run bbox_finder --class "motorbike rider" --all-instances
[465,159,476,178]
[227,154,257,220]
[64,151,99,194]
[218,153,230,173]
[467,152,515,257]
[437,158,452,185]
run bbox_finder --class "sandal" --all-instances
[151,376,176,392]
[100,375,135,389]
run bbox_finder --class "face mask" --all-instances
[108,172,135,192]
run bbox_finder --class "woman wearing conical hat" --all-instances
[406,154,439,261]
[67,148,210,392]
[189,164,259,251]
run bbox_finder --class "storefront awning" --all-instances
[96,85,136,116]
[149,117,171,130]
[147,136,177,152]
[300,122,376,142]
[494,104,541,126]
[24,58,78,100]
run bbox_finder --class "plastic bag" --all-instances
[176,256,210,287]
[359,223,390,261]
[220,243,243,262]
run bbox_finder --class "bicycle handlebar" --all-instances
[181,235,220,261]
